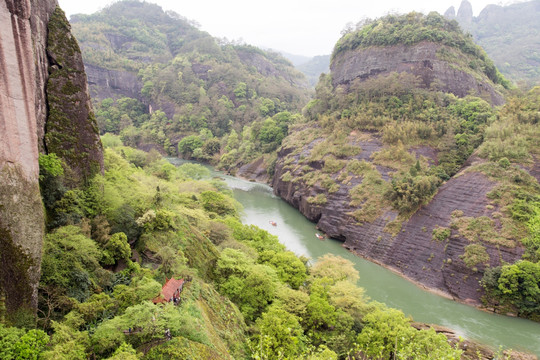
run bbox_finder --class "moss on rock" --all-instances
[0,165,44,326]
[45,6,103,186]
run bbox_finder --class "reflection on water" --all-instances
[170,158,540,356]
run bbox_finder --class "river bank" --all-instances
[169,157,540,356]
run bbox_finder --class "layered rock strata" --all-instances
[330,41,505,106]
[272,136,524,304]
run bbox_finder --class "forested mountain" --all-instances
[70,0,311,175]
[272,11,540,321]
[445,0,540,87]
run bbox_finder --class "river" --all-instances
[170,159,540,356]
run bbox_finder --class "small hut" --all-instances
[152,277,184,305]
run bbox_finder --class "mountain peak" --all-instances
[457,0,473,23]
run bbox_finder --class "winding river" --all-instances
[170,159,540,356]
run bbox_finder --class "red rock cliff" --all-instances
[0,0,102,324]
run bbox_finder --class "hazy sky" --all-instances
[57,0,517,57]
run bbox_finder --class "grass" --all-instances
[432,226,451,242]
[349,168,391,224]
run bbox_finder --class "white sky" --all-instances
[57,0,518,57]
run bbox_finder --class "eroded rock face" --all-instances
[85,63,143,102]
[45,7,103,184]
[272,133,524,303]
[330,41,504,106]
[0,0,52,324]
[0,0,102,322]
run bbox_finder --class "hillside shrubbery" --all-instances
[0,140,466,358]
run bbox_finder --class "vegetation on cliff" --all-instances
[476,87,540,320]
[333,12,509,88]
[274,13,539,321]
[447,0,540,88]
[46,7,103,185]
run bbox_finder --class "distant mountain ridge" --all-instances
[445,0,540,86]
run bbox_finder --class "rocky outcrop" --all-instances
[330,41,504,106]
[0,0,102,323]
[235,156,271,183]
[0,0,53,324]
[444,6,456,18]
[456,0,474,25]
[237,49,308,88]
[45,7,103,184]
[272,134,524,304]
[85,64,143,102]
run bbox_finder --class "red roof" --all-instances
[154,277,184,303]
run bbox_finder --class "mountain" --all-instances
[271,11,540,311]
[297,55,331,87]
[70,0,311,174]
[279,51,312,66]
[445,0,540,86]
[0,0,102,325]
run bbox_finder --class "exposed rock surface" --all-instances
[45,7,103,184]
[0,0,53,323]
[236,49,307,88]
[330,41,504,106]
[272,133,524,304]
[85,63,142,102]
[456,0,474,25]
[235,156,271,183]
[0,0,102,322]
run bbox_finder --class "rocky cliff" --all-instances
[45,7,103,183]
[271,13,530,306]
[330,41,504,106]
[272,133,526,304]
[0,0,102,324]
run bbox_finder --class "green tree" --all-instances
[200,190,237,217]
[253,306,305,359]
[41,226,103,302]
[309,254,359,284]
[177,135,203,158]
[497,260,540,317]
[258,250,307,289]
[102,232,132,265]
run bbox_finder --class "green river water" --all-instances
[171,159,540,356]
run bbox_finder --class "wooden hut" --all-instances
[152,277,184,304]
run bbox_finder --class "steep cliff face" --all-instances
[330,41,504,106]
[272,134,525,304]
[0,0,102,323]
[270,13,529,305]
[45,7,103,183]
[0,0,52,324]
